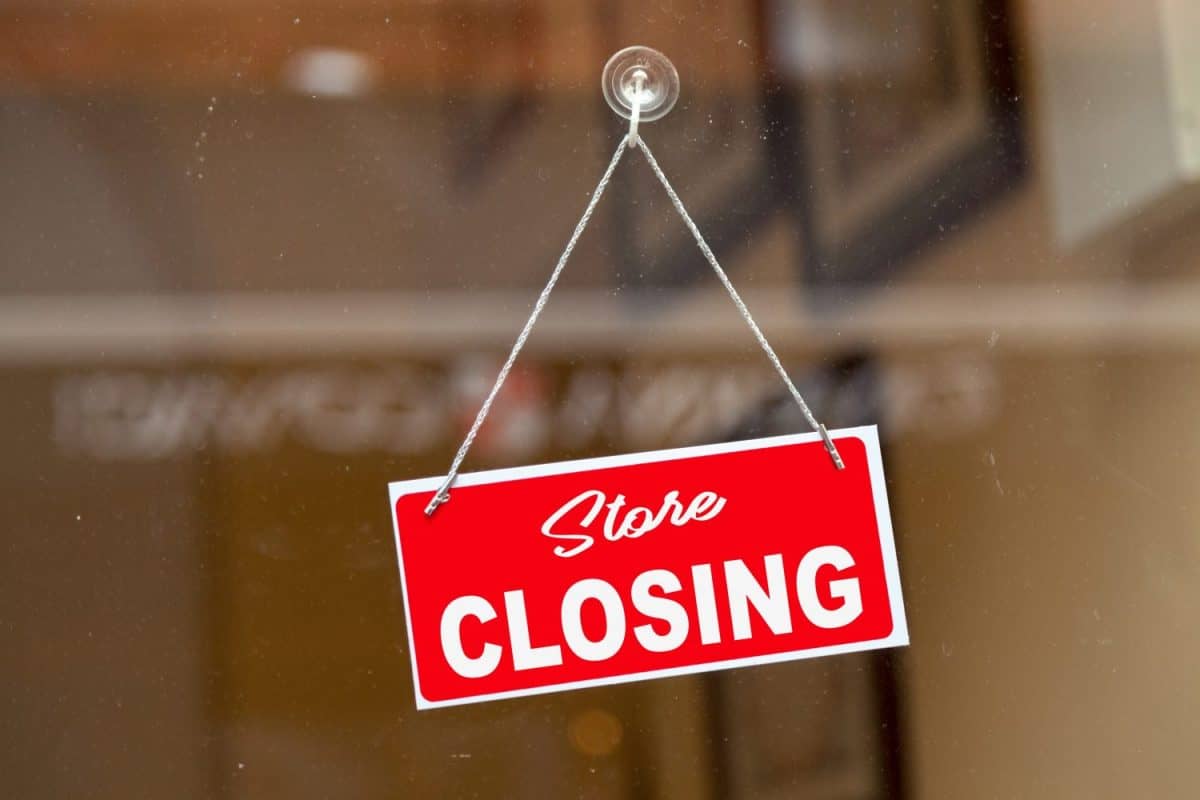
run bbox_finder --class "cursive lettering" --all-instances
[541,489,727,558]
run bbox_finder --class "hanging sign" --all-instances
[388,425,907,709]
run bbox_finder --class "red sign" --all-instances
[389,426,907,709]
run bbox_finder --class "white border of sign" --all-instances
[388,425,908,710]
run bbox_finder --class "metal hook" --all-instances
[627,69,646,147]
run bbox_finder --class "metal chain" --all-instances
[635,138,844,471]
[425,129,845,517]
[424,137,629,515]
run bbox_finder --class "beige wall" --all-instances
[894,350,1200,797]
[887,2,1200,789]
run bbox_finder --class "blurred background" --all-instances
[3,0,1200,797]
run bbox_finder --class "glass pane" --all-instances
[3,1,1195,797]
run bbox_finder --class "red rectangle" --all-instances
[389,426,907,709]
